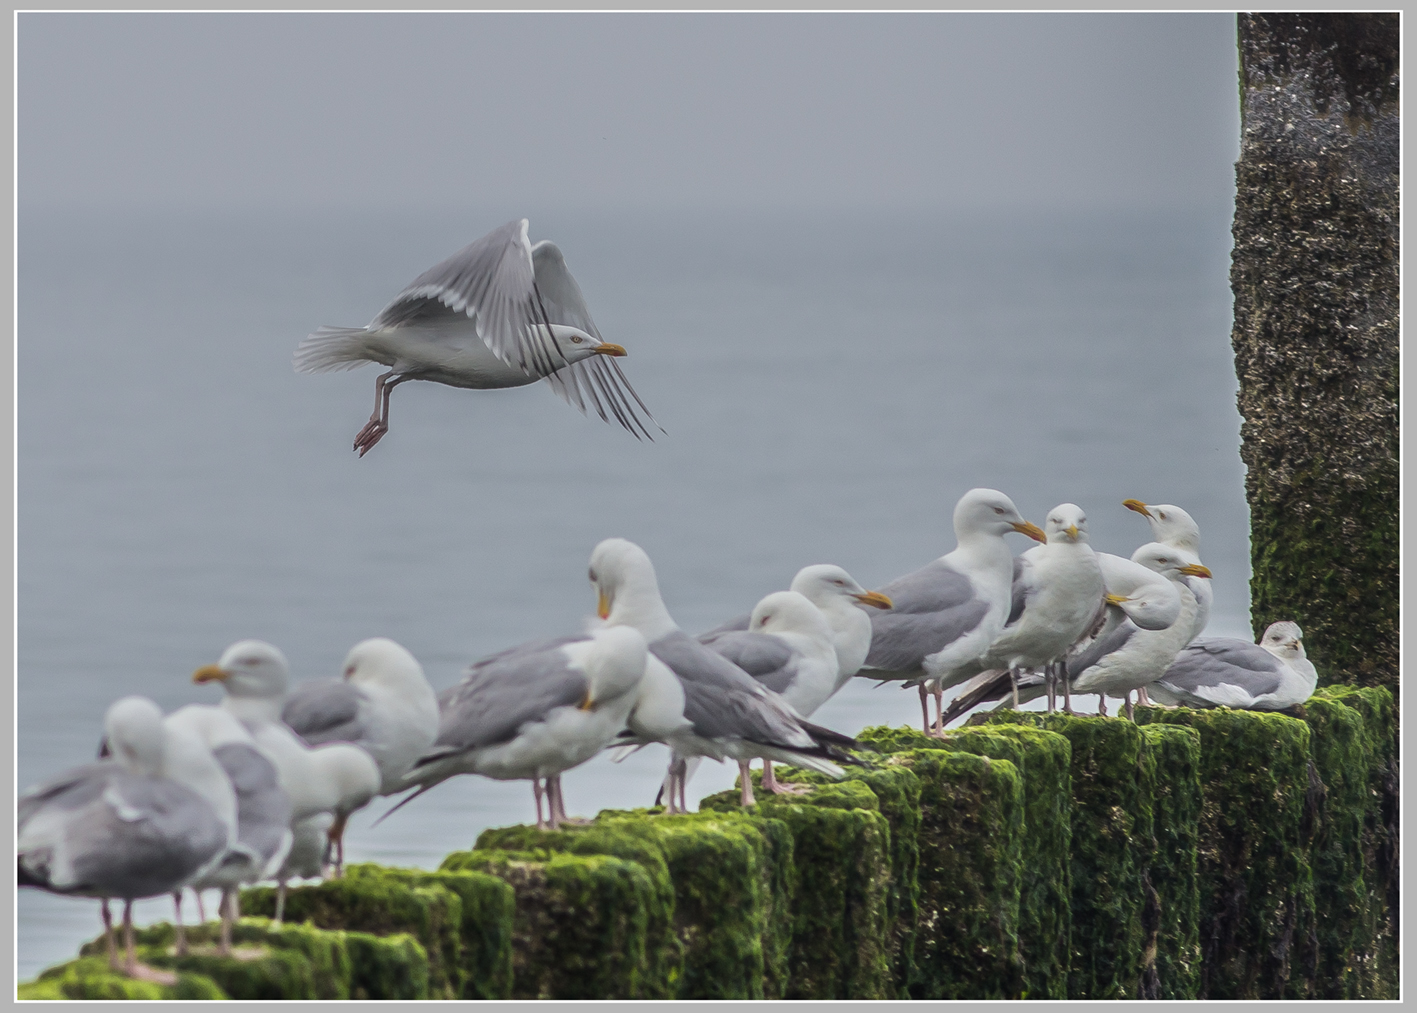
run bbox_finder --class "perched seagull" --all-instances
[980,504,1106,710]
[1148,621,1317,711]
[590,538,861,809]
[392,625,649,830]
[699,564,893,686]
[938,543,1211,724]
[294,219,659,455]
[193,641,380,876]
[857,488,1046,736]
[700,590,842,794]
[1123,499,1213,641]
[272,814,335,924]
[162,705,293,956]
[19,697,230,983]
[282,638,440,796]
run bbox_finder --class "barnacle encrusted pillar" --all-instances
[1230,13,1399,691]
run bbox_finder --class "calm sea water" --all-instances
[17,204,1247,979]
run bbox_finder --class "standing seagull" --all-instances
[295,219,660,455]
[857,488,1046,736]
[1123,500,1212,640]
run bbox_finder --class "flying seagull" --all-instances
[295,219,660,455]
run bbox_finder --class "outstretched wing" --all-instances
[372,219,564,378]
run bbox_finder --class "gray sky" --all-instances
[20,12,1239,212]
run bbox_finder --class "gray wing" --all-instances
[211,743,293,867]
[464,634,589,676]
[531,241,603,338]
[20,771,226,899]
[701,630,801,694]
[1004,555,1034,628]
[1066,620,1138,678]
[372,219,564,377]
[427,643,590,755]
[650,632,819,752]
[1158,639,1286,700]
[698,613,752,639]
[18,762,116,827]
[281,679,369,747]
[863,560,990,672]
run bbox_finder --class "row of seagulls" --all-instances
[295,219,660,456]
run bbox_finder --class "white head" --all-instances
[194,640,290,700]
[546,323,628,365]
[1123,500,1201,554]
[790,564,893,611]
[341,637,426,691]
[589,538,677,641]
[953,488,1047,545]
[1131,542,1213,582]
[1043,503,1089,544]
[1260,621,1306,660]
[581,624,651,704]
[104,696,167,778]
[750,591,834,643]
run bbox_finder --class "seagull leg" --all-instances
[763,760,811,795]
[1063,674,1075,716]
[122,899,176,984]
[932,685,946,737]
[1011,667,1021,708]
[172,891,188,956]
[1137,685,1152,708]
[677,758,689,814]
[326,812,349,878]
[1123,692,1135,722]
[738,761,756,807]
[195,890,207,925]
[533,778,549,830]
[918,684,931,736]
[1098,695,1108,718]
[219,889,234,956]
[274,882,287,925]
[353,372,409,457]
[102,899,119,971]
[1045,663,1057,714]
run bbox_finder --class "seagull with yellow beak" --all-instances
[1123,499,1213,641]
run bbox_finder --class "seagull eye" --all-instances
[994,507,1005,515]
[588,569,597,583]
[571,336,583,344]
[344,664,356,677]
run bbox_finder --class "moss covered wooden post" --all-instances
[1230,13,1399,691]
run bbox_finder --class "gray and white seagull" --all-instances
[295,219,660,455]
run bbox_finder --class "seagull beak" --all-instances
[192,664,229,684]
[1065,524,1080,541]
[1123,499,1154,519]
[1012,520,1048,543]
[592,343,627,357]
[853,590,894,610]
[597,591,612,620]
[1179,563,1213,579]
[579,692,597,712]
[1104,593,1131,606]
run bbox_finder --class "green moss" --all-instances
[341,930,430,1000]
[22,955,228,1000]
[1139,724,1202,999]
[344,864,515,999]
[985,712,1152,999]
[441,848,654,999]
[761,755,924,998]
[1135,707,1315,998]
[887,748,1024,998]
[1313,684,1399,997]
[702,775,893,999]
[474,823,681,997]
[242,875,458,997]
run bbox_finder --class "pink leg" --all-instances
[1137,685,1152,707]
[172,891,187,956]
[533,778,548,829]
[919,684,931,735]
[1063,677,1075,716]
[353,371,407,457]
[1098,695,1109,718]
[274,882,287,924]
[219,889,233,956]
[738,761,756,806]
[102,899,118,971]
[932,686,945,736]
[762,760,811,795]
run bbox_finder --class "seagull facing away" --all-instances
[590,538,862,811]
[295,219,660,455]
[1149,621,1317,711]
[857,488,1046,736]
[19,697,230,983]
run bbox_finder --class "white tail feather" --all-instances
[294,327,376,374]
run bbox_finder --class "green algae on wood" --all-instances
[440,848,654,999]
[892,748,1025,999]
[860,723,1071,999]
[242,875,455,997]
[984,712,1151,999]
[19,955,229,1001]
[1135,707,1315,998]
[1139,724,1202,999]
[343,864,515,999]
[702,775,893,999]
[474,822,682,998]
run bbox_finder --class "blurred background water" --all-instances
[17,203,1246,978]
